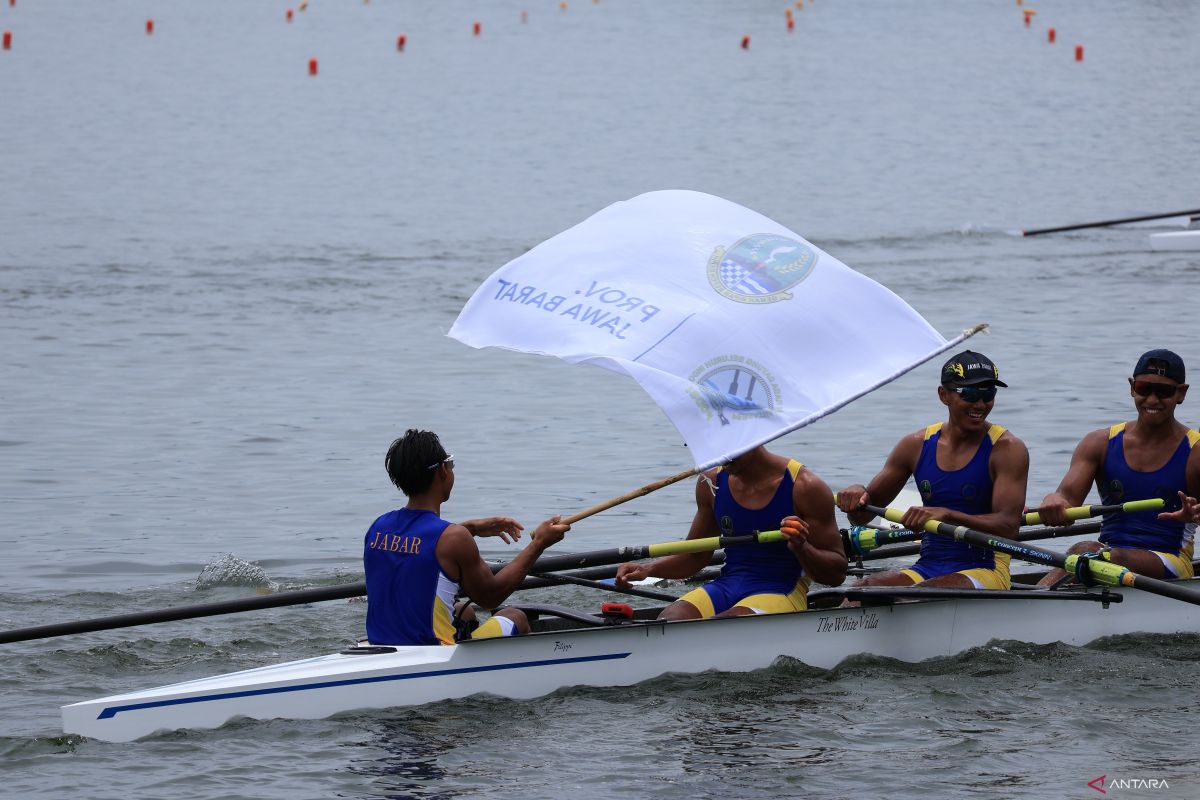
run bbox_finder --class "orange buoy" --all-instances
[521,10,528,22]
[473,20,481,35]
[308,57,318,75]
[1048,27,1055,43]
[786,7,793,19]
[1075,44,1083,61]
[741,35,750,49]
[146,19,154,35]
[560,2,567,11]
[2,30,10,50]
[397,34,406,50]
[287,9,294,22]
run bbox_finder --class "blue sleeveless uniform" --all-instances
[680,459,810,617]
[1098,424,1198,564]
[908,423,1010,581]
[364,508,459,645]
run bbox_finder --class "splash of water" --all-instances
[195,554,278,592]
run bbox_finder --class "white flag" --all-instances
[450,190,975,470]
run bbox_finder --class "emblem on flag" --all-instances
[687,357,779,427]
[707,233,817,304]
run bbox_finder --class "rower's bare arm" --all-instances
[840,432,922,526]
[787,471,847,586]
[1036,429,1107,526]
[616,472,719,586]
[446,517,569,608]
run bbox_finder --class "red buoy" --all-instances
[397,34,406,51]
[1048,27,1055,43]
[287,9,294,22]
[1075,44,1083,61]
[308,57,318,75]
[2,30,10,50]
[473,21,481,36]
[741,35,750,49]
[788,18,794,31]
[146,19,154,35]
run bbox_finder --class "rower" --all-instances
[837,350,1029,591]
[1035,349,1200,585]
[614,445,846,619]
[363,429,570,645]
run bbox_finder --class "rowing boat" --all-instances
[61,575,1200,742]
[1149,230,1200,251]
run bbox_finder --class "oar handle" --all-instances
[1022,498,1164,527]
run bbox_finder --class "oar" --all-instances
[0,532,780,645]
[858,503,1200,606]
[529,571,677,602]
[846,520,1102,558]
[1022,498,1164,527]
[1020,208,1200,237]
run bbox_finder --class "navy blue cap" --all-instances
[941,350,1008,388]
[1133,349,1185,383]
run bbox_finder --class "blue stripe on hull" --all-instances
[97,652,632,720]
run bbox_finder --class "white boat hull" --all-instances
[62,584,1200,742]
[1149,230,1200,251]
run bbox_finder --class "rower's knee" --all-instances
[1066,540,1102,555]
[657,600,702,621]
[495,607,530,634]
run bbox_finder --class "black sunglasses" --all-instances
[949,385,997,402]
[1131,381,1179,400]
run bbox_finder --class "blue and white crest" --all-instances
[706,233,817,304]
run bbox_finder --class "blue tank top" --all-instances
[1098,423,1199,554]
[364,508,459,646]
[713,459,805,584]
[913,423,1006,572]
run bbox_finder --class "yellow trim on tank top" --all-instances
[923,422,1004,443]
[714,458,804,478]
[432,599,456,645]
[1109,422,1127,439]
[1187,429,1199,448]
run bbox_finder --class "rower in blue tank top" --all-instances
[1036,349,1200,585]
[838,350,1029,591]
[615,445,847,619]
[363,429,571,646]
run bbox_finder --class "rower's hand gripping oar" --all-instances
[857,503,1200,606]
[1022,498,1164,527]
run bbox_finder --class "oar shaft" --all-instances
[0,583,367,645]
[529,571,677,602]
[861,504,1200,605]
[1022,208,1200,236]
[849,520,1102,559]
[1022,498,1164,527]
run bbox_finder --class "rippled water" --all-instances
[2,0,1199,797]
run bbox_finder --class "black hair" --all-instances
[385,429,447,496]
